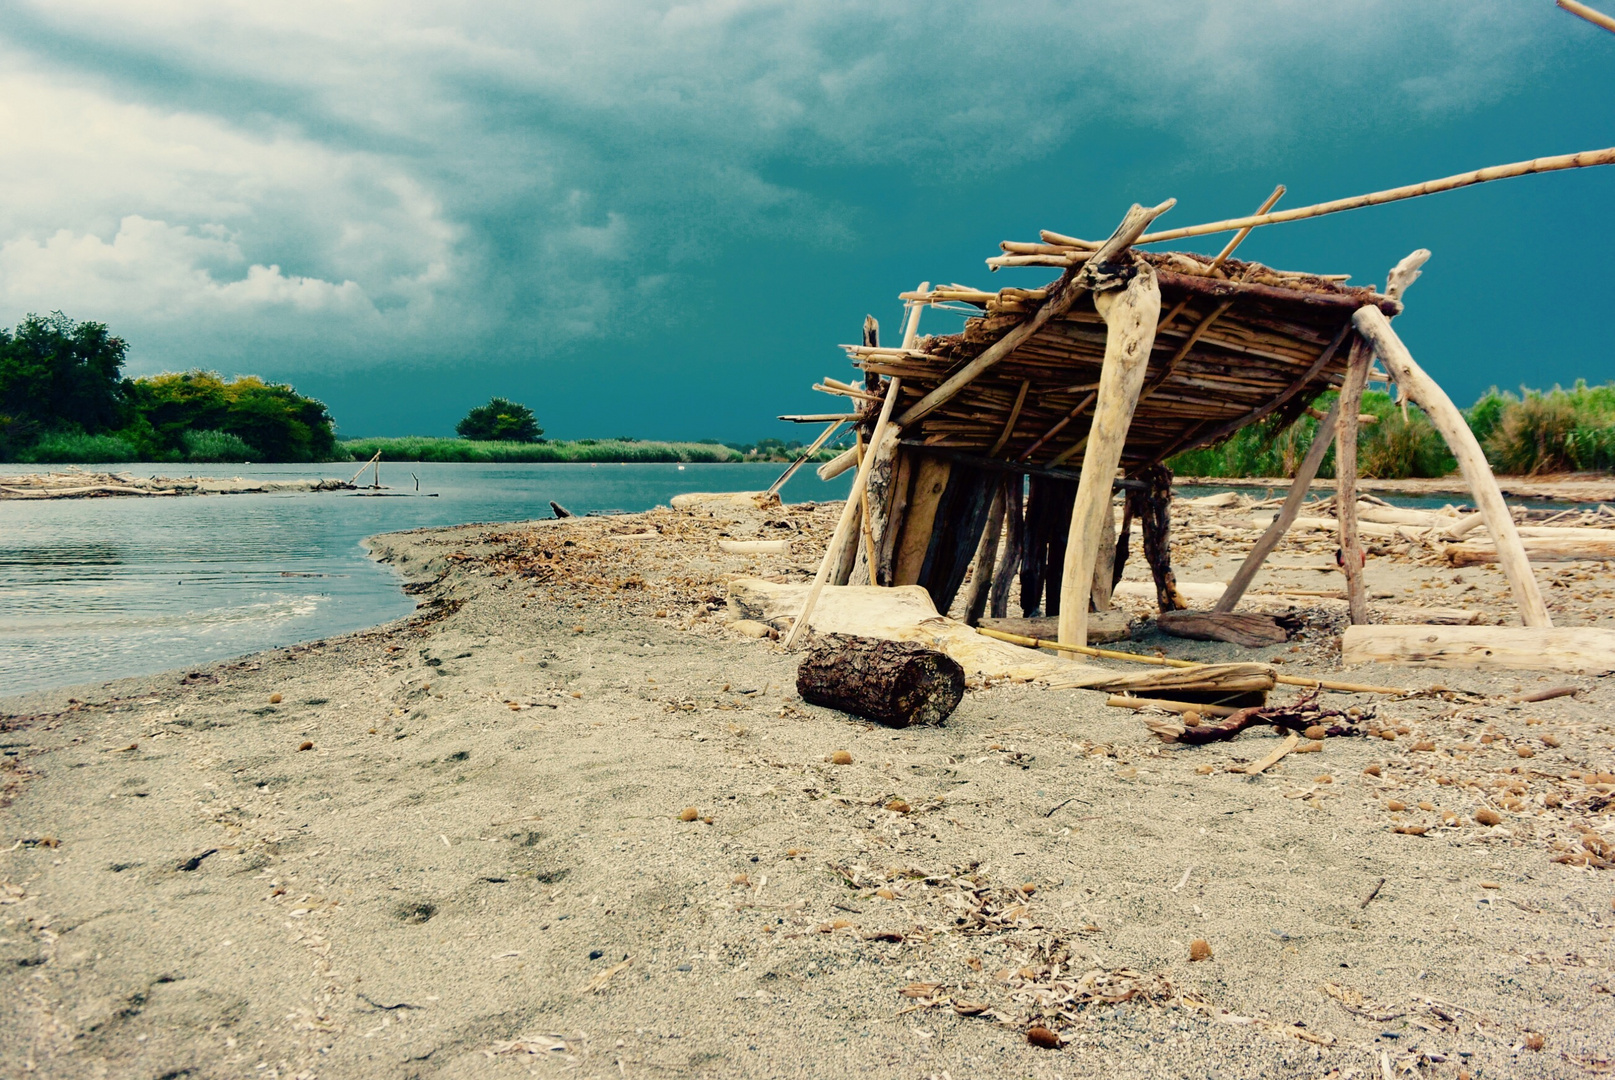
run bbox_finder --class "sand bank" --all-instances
[1,471,355,499]
[2,496,1612,1078]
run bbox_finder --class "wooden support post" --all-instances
[1131,463,1187,612]
[1091,493,1117,612]
[961,481,1007,625]
[1058,260,1163,647]
[1334,337,1373,624]
[988,478,1024,619]
[854,285,927,587]
[1352,303,1551,627]
[892,456,952,585]
[1215,398,1340,612]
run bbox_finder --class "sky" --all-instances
[1,1,1612,441]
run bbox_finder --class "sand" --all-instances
[3,496,1613,1079]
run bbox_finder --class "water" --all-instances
[0,461,850,696]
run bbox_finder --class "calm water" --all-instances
[0,462,850,697]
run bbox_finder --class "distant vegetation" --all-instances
[1169,383,1615,480]
[0,313,337,463]
[342,436,746,463]
[456,397,542,442]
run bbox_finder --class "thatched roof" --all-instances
[844,250,1401,474]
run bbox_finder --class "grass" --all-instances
[339,436,752,464]
[182,429,257,463]
[17,432,140,464]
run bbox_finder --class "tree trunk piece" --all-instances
[1058,260,1163,646]
[1341,625,1615,675]
[1130,463,1186,613]
[1091,495,1117,611]
[988,478,1024,619]
[892,456,951,586]
[1157,610,1298,648]
[961,482,1007,626]
[796,633,966,727]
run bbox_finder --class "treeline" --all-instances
[1169,382,1615,480]
[0,313,336,463]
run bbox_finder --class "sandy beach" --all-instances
[3,495,1613,1079]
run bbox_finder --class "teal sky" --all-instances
[1,2,1611,441]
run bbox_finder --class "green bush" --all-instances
[124,371,338,462]
[18,431,139,464]
[1478,381,1615,474]
[183,429,257,462]
[456,397,543,442]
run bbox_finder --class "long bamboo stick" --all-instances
[1132,147,1615,245]
[767,418,846,497]
[784,287,926,648]
[974,626,1409,695]
[1560,0,1615,33]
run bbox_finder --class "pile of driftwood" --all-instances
[0,471,355,499]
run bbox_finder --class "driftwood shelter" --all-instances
[781,147,1615,670]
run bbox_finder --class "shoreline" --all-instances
[3,497,1612,1077]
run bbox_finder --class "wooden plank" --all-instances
[960,481,1007,626]
[1342,625,1615,675]
[1058,261,1163,646]
[892,455,952,586]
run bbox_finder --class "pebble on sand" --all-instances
[828,750,853,765]
[269,693,282,704]
[297,741,314,751]
[1475,808,1503,826]
[678,807,699,821]
[1025,1026,1062,1049]
[1189,938,1213,962]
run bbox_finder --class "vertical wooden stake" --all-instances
[988,478,1024,619]
[1352,304,1551,627]
[960,481,1007,625]
[1334,337,1373,624]
[1215,398,1340,612]
[1090,493,1117,611]
[1058,261,1163,647]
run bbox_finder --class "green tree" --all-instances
[123,371,339,462]
[456,397,542,442]
[0,312,129,453]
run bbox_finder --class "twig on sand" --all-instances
[1360,877,1387,909]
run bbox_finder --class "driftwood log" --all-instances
[1156,610,1299,648]
[1127,463,1187,613]
[797,634,966,727]
[1341,625,1615,675]
[1139,690,1367,744]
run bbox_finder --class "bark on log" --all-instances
[853,424,902,585]
[1334,337,1373,624]
[1059,260,1162,646]
[1341,625,1615,675]
[796,633,967,727]
[1215,397,1340,612]
[1156,610,1298,648]
[1353,303,1550,627]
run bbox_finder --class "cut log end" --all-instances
[797,633,966,728]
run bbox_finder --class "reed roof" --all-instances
[845,250,1401,473]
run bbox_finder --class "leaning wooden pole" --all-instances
[960,482,1007,625]
[1130,147,1615,246]
[1057,261,1163,647]
[1334,338,1374,623]
[1215,398,1341,612]
[1352,303,1551,627]
[786,291,925,648]
[1559,0,1615,34]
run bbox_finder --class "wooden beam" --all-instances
[1134,147,1615,245]
[1154,270,1401,315]
[1559,0,1615,35]
[961,481,1008,625]
[1342,625,1615,675]
[1352,303,1551,627]
[1214,398,1340,612]
[897,200,1175,429]
[892,456,952,585]
[988,479,1024,619]
[1057,261,1163,647]
[989,379,1030,456]
[1334,338,1373,623]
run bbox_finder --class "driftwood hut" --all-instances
[781,149,1615,658]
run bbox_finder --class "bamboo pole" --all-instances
[1133,147,1615,246]
[989,380,1030,456]
[768,418,846,497]
[1559,0,1615,33]
[348,451,381,487]
[897,200,1175,429]
[1334,338,1373,623]
[785,286,926,648]
[1058,261,1163,648]
[974,626,1410,695]
[1352,303,1550,627]
[1215,398,1341,613]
